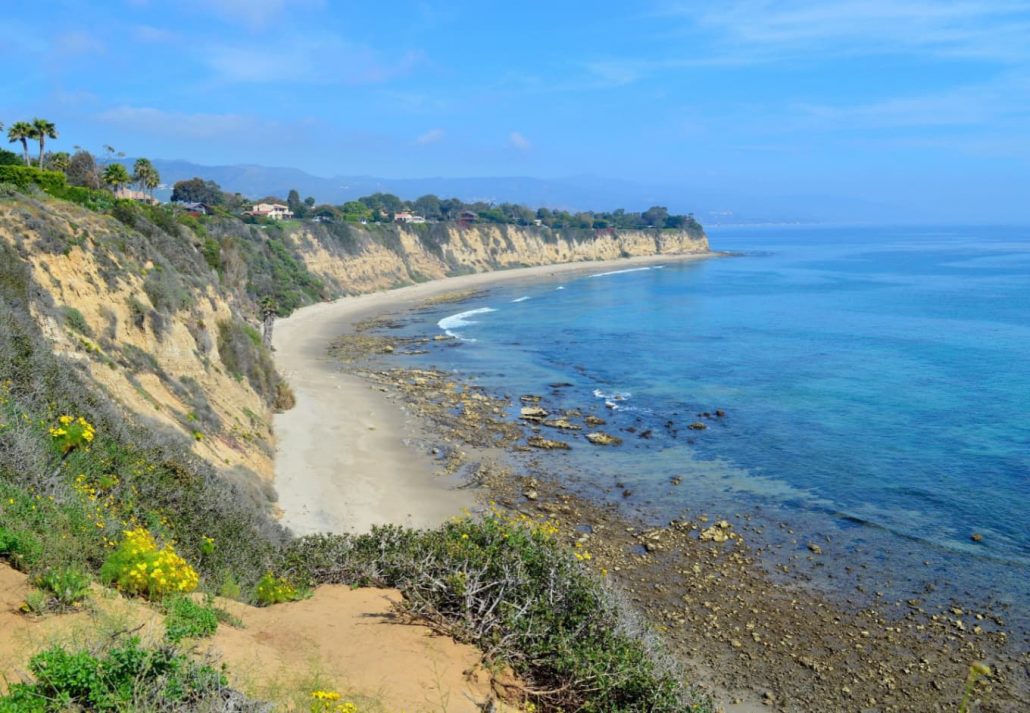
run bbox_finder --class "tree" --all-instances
[103,163,131,192]
[413,194,442,220]
[7,122,33,165]
[45,151,70,172]
[0,149,21,166]
[642,205,670,228]
[287,189,304,217]
[67,150,101,189]
[31,118,57,168]
[133,158,159,197]
[304,196,315,207]
[171,177,224,205]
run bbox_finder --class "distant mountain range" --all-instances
[131,158,902,225]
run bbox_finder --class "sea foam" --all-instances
[437,307,497,341]
[511,296,530,303]
[589,266,658,278]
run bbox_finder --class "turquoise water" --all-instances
[398,226,1030,625]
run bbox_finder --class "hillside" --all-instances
[0,183,711,712]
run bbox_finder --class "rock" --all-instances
[715,409,726,417]
[670,476,682,486]
[639,429,653,439]
[584,415,606,425]
[527,436,570,450]
[970,532,983,542]
[542,418,581,431]
[520,406,549,421]
[688,421,708,430]
[523,489,538,501]
[586,432,623,446]
[382,344,395,353]
[700,525,731,543]
[433,334,450,341]
[548,382,573,388]
[808,543,822,555]
[519,395,542,404]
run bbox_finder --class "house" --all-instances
[394,212,427,224]
[173,201,211,216]
[114,187,159,205]
[458,210,478,226]
[246,202,294,220]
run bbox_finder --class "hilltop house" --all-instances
[394,211,427,224]
[114,187,159,205]
[246,202,294,220]
[172,201,211,216]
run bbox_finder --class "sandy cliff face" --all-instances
[0,200,275,483]
[291,223,709,295]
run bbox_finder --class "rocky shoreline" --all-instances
[326,295,1028,713]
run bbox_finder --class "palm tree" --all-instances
[31,118,58,169]
[133,158,160,198]
[7,122,33,165]
[103,163,131,193]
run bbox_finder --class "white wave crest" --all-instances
[437,307,497,341]
[589,266,658,278]
[511,296,530,303]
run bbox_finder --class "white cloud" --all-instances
[661,0,1030,63]
[192,0,324,30]
[95,106,286,140]
[203,35,424,84]
[508,131,532,150]
[132,25,178,44]
[416,128,445,144]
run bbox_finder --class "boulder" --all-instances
[520,406,549,421]
[543,418,581,431]
[586,432,623,446]
[527,436,570,450]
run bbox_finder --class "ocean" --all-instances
[395,225,1030,630]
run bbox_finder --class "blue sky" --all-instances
[2,1,1029,220]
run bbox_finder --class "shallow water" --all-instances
[394,225,1030,629]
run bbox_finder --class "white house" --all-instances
[247,202,294,220]
[394,212,427,224]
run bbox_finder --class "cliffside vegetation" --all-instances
[0,147,711,710]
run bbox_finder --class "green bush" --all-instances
[0,166,67,193]
[278,514,708,713]
[253,573,301,606]
[33,567,91,609]
[0,638,254,712]
[163,596,219,642]
[216,318,280,405]
[60,306,92,337]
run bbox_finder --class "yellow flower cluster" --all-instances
[105,527,199,598]
[255,573,298,606]
[49,415,96,454]
[310,691,358,713]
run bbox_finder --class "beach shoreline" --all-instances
[271,249,1027,711]
[271,251,714,535]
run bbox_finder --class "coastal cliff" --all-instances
[291,222,709,295]
[0,194,708,490]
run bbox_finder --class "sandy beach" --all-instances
[272,252,713,535]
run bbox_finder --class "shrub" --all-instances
[278,514,707,713]
[60,306,92,337]
[33,567,91,609]
[0,638,260,712]
[216,318,280,405]
[0,166,67,193]
[163,596,219,642]
[254,573,300,606]
[100,528,199,599]
[48,415,96,455]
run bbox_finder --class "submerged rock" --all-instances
[543,418,581,431]
[688,421,708,430]
[586,432,623,446]
[527,436,570,450]
[520,406,549,421]
[584,415,606,425]
[520,395,542,404]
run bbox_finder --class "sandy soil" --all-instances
[272,252,713,535]
[0,564,517,712]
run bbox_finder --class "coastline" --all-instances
[271,249,1027,711]
[271,251,714,535]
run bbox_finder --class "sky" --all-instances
[2,0,1030,221]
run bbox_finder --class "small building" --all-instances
[458,210,478,226]
[172,201,211,216]
[246,202,294,220]
[395,212,426,224]
[114,187,159,205]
